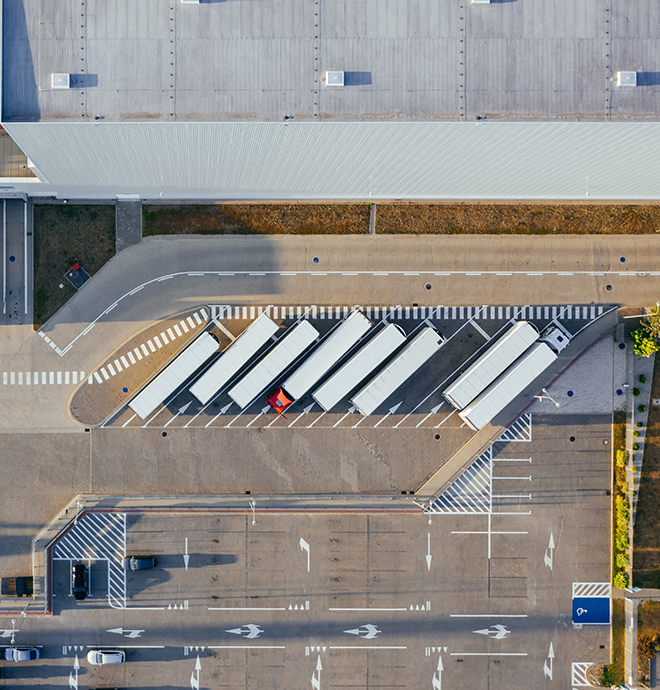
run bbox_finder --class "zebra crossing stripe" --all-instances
[428,450,492,514]
[496,414,533,443]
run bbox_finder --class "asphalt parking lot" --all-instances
[0,413,610,689]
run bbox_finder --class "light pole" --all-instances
[534,387,560,408]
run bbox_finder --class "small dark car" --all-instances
[122,556,156,571]
[72,563,88,600]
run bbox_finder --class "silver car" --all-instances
[4,646,40,661]
[87,649,125,665]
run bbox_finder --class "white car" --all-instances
[87,649,125,665]
[4,646,39,662]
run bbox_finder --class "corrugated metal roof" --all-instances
[5,121,660,200]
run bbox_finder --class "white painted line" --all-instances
[167,328,176,340]
[140,344,149,357]
[187,316,196,329]
[209,607,286,611]
[470,319,492,341]
[147,340,156,353]
[160,331,169,344]
[56,371,62,384]
[49,371,55,384]
[492,458,532,463]
[100,368,110,381]
[450,614,528,618]
[122,414,137,428]
[154,337,163,349]
[450,653,528,656]
[329,646,407,650]
[107,364,116,377]
[208,645,286,649]
[86,645,165,648]
[451,530,528,535]
[113,360,122,373]
[94,372,103,384]
[215,320,236,342]
[329,608,407,612]
[492,476,531,481]
[124,607,166,611]
[180,320,189,333]
[127,351,136,365]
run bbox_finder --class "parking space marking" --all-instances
[209,607,287,611]
[208,645,286,649]
[449,652,527,656]
[450,614,528,618]
[572,582,611,598]
[52,512,126,609]
[427,450,492,514]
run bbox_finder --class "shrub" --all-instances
[633,442,640,450]
[633,328,660,358]
[614,571,629,589]
[633,466,638,473]
[616,534,630,551]
[640,374,647,384]
[633,430,640,438]
[616,553,630,568]
[601,665,618,686]
[637,421,644,428]
[638,405,646,413]
[616,449,628,468]
[633,387,641,396]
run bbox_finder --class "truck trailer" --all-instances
[443,321,539,410]
[312,323,407,412]
[190,313,279,405]
[350,326,444,417]
[129,331,220,420]
[458,341,557,431]
[279,310,372,401]
[228,320,319,408]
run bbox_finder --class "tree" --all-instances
[632,328,660,358]
[642,303,660,339]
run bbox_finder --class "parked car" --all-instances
[122,556,156,571]
[72,563,88,600]
[87,649,125,666]
[4,647,39,662]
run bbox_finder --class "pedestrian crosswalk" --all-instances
[2,370,84,386]
[210,304,606,321]
[52,512,126,609]
[427,449,492,514]
[88,309,208,385]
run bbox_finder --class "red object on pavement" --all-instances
[266,388,294,416]
[72,263,80,271]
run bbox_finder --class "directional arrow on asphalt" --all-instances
[184,537,190,570]
[300,537,311,572]
[245,406,270,428]
[333,406,356,428]
[426,533,432,571]
[473,624,510,640]
[289,403,315,428]
[374,402,403,428]
[164,401,191,428]
[0,629,15,638]
[544,533,555,570]
[543,642,554,679]
[344,624,381,639]
[226,624,264,639]
[190,654,201,690]
[432,655,443,690]
[107,627,145,639]
[69,655,79,690]
[415,403,444,429]
[311,654,322,690]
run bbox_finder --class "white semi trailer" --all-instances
[443,321,539,410]
[129,331,219,420]
[350,326,444,417]
[280,310,372,401]
[312,323,407,412]
[458,341,557,431]
[228,320,319,408]
[190,313,279,405]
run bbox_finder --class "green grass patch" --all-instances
[143,204,370,236]
[633,353,660,587]
[33,203,115,330]
[601,598,625,686]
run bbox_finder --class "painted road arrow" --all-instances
[184,537,190,570]
[288,403,315,428]
[311,654,322,690]
[226,624,264,639]
[164,400,192,427]
[69,655,79,690]
[432,655,443,690]
[544,533,555,570]
[414,403,444,429]
[373,401,403,428]
[473,624,510,640]
[344,624,381,639]
[543,642,554,679]
[426,533,432,571]
[300,537,310,572]
[333,406,356,428]
[190,654,201,690]
[107,627,144,639]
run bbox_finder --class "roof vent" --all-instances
[616,71,637,87]
[325,71,345,87]
[51,74,72,89]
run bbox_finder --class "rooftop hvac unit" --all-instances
[51,74,72,89]
[326,71,345,87]
[617,71,637,87]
